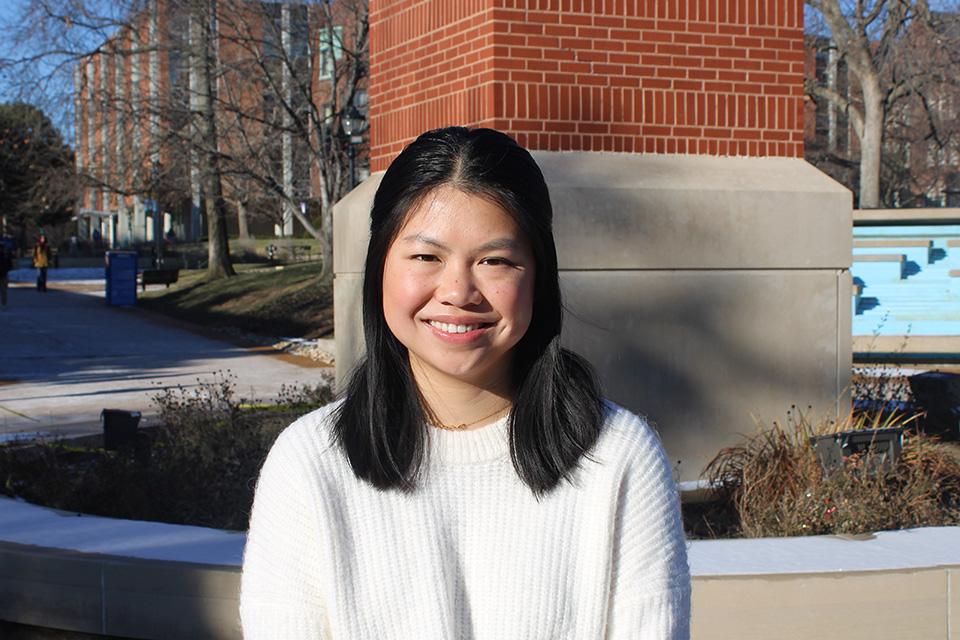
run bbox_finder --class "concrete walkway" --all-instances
[0,282,331,438]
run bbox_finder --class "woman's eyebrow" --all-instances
[400,234,446,249]
[399,235,519,252]
[476,238,519,252]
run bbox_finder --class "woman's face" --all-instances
[382,186,536,390]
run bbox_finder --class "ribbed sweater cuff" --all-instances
[607,586,691,640]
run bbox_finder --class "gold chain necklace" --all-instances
[427,402,512,431]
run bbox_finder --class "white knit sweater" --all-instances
[240,401,691,639]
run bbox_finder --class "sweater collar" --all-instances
[427,414,511,465]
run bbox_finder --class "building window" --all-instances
[318,25,343,81]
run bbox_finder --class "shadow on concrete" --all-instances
[0,286,317,434]
[562,270,845,481]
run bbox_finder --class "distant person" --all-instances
[0,243,11,307]
[32,234,51,292]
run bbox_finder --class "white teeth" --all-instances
[428,320,481,334]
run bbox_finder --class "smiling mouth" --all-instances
[426,320,493,334]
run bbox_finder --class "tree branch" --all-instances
[806,79,866,141]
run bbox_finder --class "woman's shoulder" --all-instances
[592,399,673,472]
[599,399,661,446]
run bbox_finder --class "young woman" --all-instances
[240,127,690,639]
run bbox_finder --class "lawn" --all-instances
[138,261,333,339]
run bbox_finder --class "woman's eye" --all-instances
[481,257,514,267]
[412,254,438,262]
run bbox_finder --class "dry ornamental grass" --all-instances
[692,408,960,538]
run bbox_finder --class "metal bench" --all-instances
[139,268,180,291]
[265,244,312,262]
[291,245,312,261]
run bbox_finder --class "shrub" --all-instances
[0,372,334,531]
[691,408,960,538]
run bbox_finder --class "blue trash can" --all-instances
[105,251,138,306]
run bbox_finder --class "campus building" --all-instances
[73,0,365,248]
[804,15,960,207]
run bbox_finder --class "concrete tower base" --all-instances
[333,153,852,481]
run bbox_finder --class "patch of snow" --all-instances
[0,497,244,566]
[678,479,713,492]
[689,526,960,575]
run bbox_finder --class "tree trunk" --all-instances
[237,199,250,240]
[859,77,884,209]
[280,3,295,238]
[320,204,333,283]
[190,1,234,279]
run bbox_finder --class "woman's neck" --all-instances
[411,363,513,431]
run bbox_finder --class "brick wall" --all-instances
[369,0,805,170]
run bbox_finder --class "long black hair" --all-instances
[332,127,603,496]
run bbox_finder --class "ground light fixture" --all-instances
[810,427,903,476]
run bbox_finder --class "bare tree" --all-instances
[187,0,234,277]
[0,0,368,279]
[805,0,932,208]
[212,0,369,280]
[0,0,234,275]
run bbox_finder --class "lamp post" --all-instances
[340,106,367,190]
[150,162,162,268]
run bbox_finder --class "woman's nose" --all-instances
[436,264,482,307]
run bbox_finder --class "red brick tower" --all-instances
[369,0,805,170]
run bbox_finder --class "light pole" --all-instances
[150,162,162,268]
[340,106,367,190]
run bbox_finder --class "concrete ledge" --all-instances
[693,566,957,639]
[689,526,960,640]
[853,239,933,248]
[0,542,240,639]
[854,207,960,226]
[537,153,852,270]
[854,335,960,362]
[333,155,853,273]
[1,498,958,639]
[852,253,905,262]
[0,496,244,638]
[853,239,933,264]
